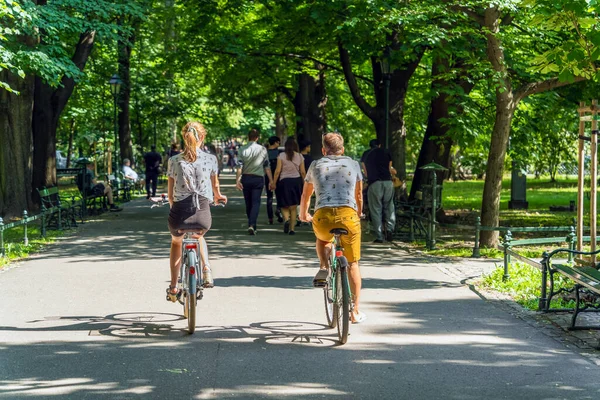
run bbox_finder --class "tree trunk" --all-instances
[31,31,96,194]
[0,71,35,218]
[274,94,287,141]
[117,17,136,166]
[66,119,75,168]
[292,68,327,159]
[410,53,474,200]
[479,7,515,247]
[338,42,422,182]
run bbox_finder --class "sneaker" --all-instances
[289,230,296,236]
[313,268,329,287]
[269,218,274,225]
[283,220,290,234]
[248,226,256,235]
[373,238,384,243]
[385,231,394,242]
[109,205,123,212]
[277,212,284,223]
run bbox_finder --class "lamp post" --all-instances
[109,74,122,172]
[381,47,391,151]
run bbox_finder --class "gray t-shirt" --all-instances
[167,150,218,203]
[237,142,269,176]
[305,155,363,211]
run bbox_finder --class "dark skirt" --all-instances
[168,195,212,237]
[277,177,303,207]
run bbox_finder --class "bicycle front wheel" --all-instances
[324,271,336,328]
[185,250,198,334]
[336,256,350,344]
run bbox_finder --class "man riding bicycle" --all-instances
[166,121,227,302]
[299,132,366,324]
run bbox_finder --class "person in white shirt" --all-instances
[299,132,366,324]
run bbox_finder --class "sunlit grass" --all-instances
[478,262,575,310]
[0,224,66,268]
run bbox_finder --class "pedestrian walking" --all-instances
[236,129,274,235]
[360,139,396,243]
[265,136,282,224]
[272,137,306,235]
[144,144,163,199]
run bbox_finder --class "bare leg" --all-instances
[281,207,290,222]
[197,236,210,271]
[347,261,362,319]
[316,239,332,268]
[169,235,183,290]
[104,186,114,204]
[289,206,297,232]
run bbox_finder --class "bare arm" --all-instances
[355,180,363,217]
[211,174,227,204]
[361,162,368,179]
[389,161,396,176]
[299,182,315,222]
[235,167,243,190]
[168,177,175,207]
[300,160,306,180]
[272,158,282,190]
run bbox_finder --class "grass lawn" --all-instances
[407,175,595,257]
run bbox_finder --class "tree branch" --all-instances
[337,41,375,120]
[54,30,96,116]
[515,76,587,102]
[207,47,375,85]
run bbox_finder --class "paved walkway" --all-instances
[1,174,600,399]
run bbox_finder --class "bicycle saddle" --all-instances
[330,228,348,235]
[177,229,206,234]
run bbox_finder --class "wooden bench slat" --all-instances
[552,263,600,294]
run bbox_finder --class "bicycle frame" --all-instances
[329,234,353,309]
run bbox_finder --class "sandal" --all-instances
[351,311,367,324]
[165,286,180,302]
[202,268,214,288]
[313,268,329,287]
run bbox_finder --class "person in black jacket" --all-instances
[144,145,162,199]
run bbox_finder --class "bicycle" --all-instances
[320,228,353,344]
[150,194,222,334]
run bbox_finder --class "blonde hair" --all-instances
[181,121,207,163]
[322,132,344,155]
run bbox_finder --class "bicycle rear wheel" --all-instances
[336,256,350,344]
[185,250,198,334]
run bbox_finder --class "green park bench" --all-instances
[58,167,106,216]
[540,248,600,330]
[36,186,79,231]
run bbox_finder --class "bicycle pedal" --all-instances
[313,280,327,288]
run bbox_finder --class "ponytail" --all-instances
[181,122,207,163]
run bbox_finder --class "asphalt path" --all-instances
[1,174,599,399]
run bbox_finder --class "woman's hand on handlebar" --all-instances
[214,193,228,206]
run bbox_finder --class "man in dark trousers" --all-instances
[236,129,274,235]
[361,139,396,243]
[144,145,162,199]
[266,136,282,224]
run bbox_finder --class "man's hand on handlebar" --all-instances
[299,212,313,223]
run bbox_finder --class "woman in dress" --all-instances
[271,137,306,235]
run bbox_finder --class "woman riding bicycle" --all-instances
[166,121,227,302]
[299,132,366,324]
